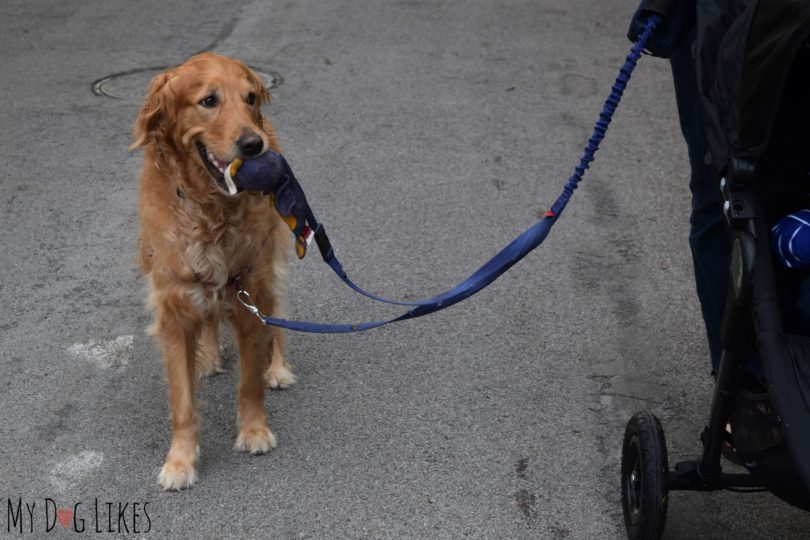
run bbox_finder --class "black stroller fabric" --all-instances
[697,0,810,166]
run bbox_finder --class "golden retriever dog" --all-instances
[131,52,295,490]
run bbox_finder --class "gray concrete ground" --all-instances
[2,0,810,538]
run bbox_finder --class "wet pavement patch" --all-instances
[92,66,282,102]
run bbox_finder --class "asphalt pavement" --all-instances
[2,0,810,538]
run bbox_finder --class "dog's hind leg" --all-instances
[195,315,224,378]
[264,326,296,389]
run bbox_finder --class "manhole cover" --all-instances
[92,66,282,101]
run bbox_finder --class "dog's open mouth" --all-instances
[196,143,242,196]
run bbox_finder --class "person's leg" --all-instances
[670,36,729,373]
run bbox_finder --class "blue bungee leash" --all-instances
[230,13,661,333]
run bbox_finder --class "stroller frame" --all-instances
[667,160,770,493]
[621,160,766,540]
[621,155,807,540]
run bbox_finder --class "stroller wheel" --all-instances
[621,412,669,540]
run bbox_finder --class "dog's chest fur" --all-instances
[174,195,251,290]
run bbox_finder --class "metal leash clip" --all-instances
[236,289,266,321]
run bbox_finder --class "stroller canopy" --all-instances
[697,0,810,167]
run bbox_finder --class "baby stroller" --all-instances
[621,1,810,539]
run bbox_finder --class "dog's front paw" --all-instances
[235,426,277,454]
[158,460,198,491]
[264,363,297,389]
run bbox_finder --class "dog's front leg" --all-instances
[230,295,276,454]
[155,308,201,490]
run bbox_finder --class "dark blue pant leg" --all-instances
[670,38,729,373]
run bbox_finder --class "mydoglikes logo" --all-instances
[4,498,151,535]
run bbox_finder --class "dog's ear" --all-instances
[239,62,271,107]
[130,69,176,150]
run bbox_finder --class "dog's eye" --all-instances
[199,95,218,108]
[246,92,256,106]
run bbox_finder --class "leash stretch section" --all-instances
[243,13,661,333]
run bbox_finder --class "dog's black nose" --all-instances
[237,132,264,158]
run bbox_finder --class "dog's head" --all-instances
[131,52,275,196]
